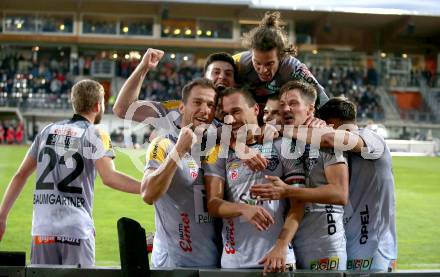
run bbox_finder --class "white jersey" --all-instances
[293,147,347,270]
[28,114,114,239]
[145,132,219,268]
[344,128,397,270]
[203,138,304,268]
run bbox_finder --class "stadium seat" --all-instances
[117,217,150,277]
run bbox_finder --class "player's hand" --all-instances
[175,126,197,156]
[303,116,327,128]
[231,140,267,171]
[259,245,287,276]
[140,48,164,70]
[257,124,279,144]
[241,205,274,231]
[250,175,289,200]
[0,216,6,242]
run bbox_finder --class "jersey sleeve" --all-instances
[27,124,54,159]
[284,56,329,107]
[145,137,173,170]
[232,52,244,73]
[357,128,385,160]
[97,129,116,159]
[27,132,41,159]
[321,150,347,168]
[273,139,306,186]
[202,144,226,181]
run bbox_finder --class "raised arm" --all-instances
[141,127,196,204]
[113,48,166,122]
[0,154,37,241]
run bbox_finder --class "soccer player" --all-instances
[0,79,141,266]
[233,12,328,108]
[203,87,303,270]
[114,48,268,171]
[141,78,220,267]
[113,49,237,122]
[250,81,349,270]
[263,95,282,126]
[318,97,397,272]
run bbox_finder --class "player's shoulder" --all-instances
[205,144,225,165]
[232,51,252,72]
[162,99,181,111]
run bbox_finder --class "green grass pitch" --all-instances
[0,145,439,269]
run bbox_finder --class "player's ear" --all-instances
[253,103,259,117]
[307,104,315,117]
[93,101,100,113]
[178,102,185,114]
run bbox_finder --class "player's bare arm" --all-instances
[0,154,37,241]
[113,48,166,122]
[141,126,196,204]
[251,163,348,205]
[260,199,304,275]
[95,157,141,194]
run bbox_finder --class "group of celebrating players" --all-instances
[0,12,396,274]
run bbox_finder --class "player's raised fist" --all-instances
[141,48,164,70]
[175,126,197,156]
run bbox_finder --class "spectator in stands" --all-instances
[15,122,24,144]
[6,126,15,144]
[0,123,4,144]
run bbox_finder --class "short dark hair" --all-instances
[266,94,279,102]
[279,81,317,105]
[318,97,357,123]
[221,87,256,108]
[203,52,239,84]
[181,78,217,104]
[242,11,296,58]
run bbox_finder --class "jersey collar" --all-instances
[71,114,89,122]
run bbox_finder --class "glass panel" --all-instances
[37,14,74,33]
[197,19,232,39]
[120,17,153,36]
[161,18,196,39]
[82,15,117,35]
[4,13,36,32]
[240,22,290,38]
[240,23,258,37]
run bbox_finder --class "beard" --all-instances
[94,110,103,124]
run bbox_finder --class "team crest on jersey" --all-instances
[228,162,240,181]
[230,169,239,181]
[187,160,199,180]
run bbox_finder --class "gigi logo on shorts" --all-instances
[310,256,339,270]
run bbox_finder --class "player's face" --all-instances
[263,98,281,125]
[279,89,314,126]
[222,93,259,138]
[205,61,236,90]
[180,85,217,127]
[251,48,280,82]
[94,97,105,124]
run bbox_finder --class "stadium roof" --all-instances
[150,0,440,16]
